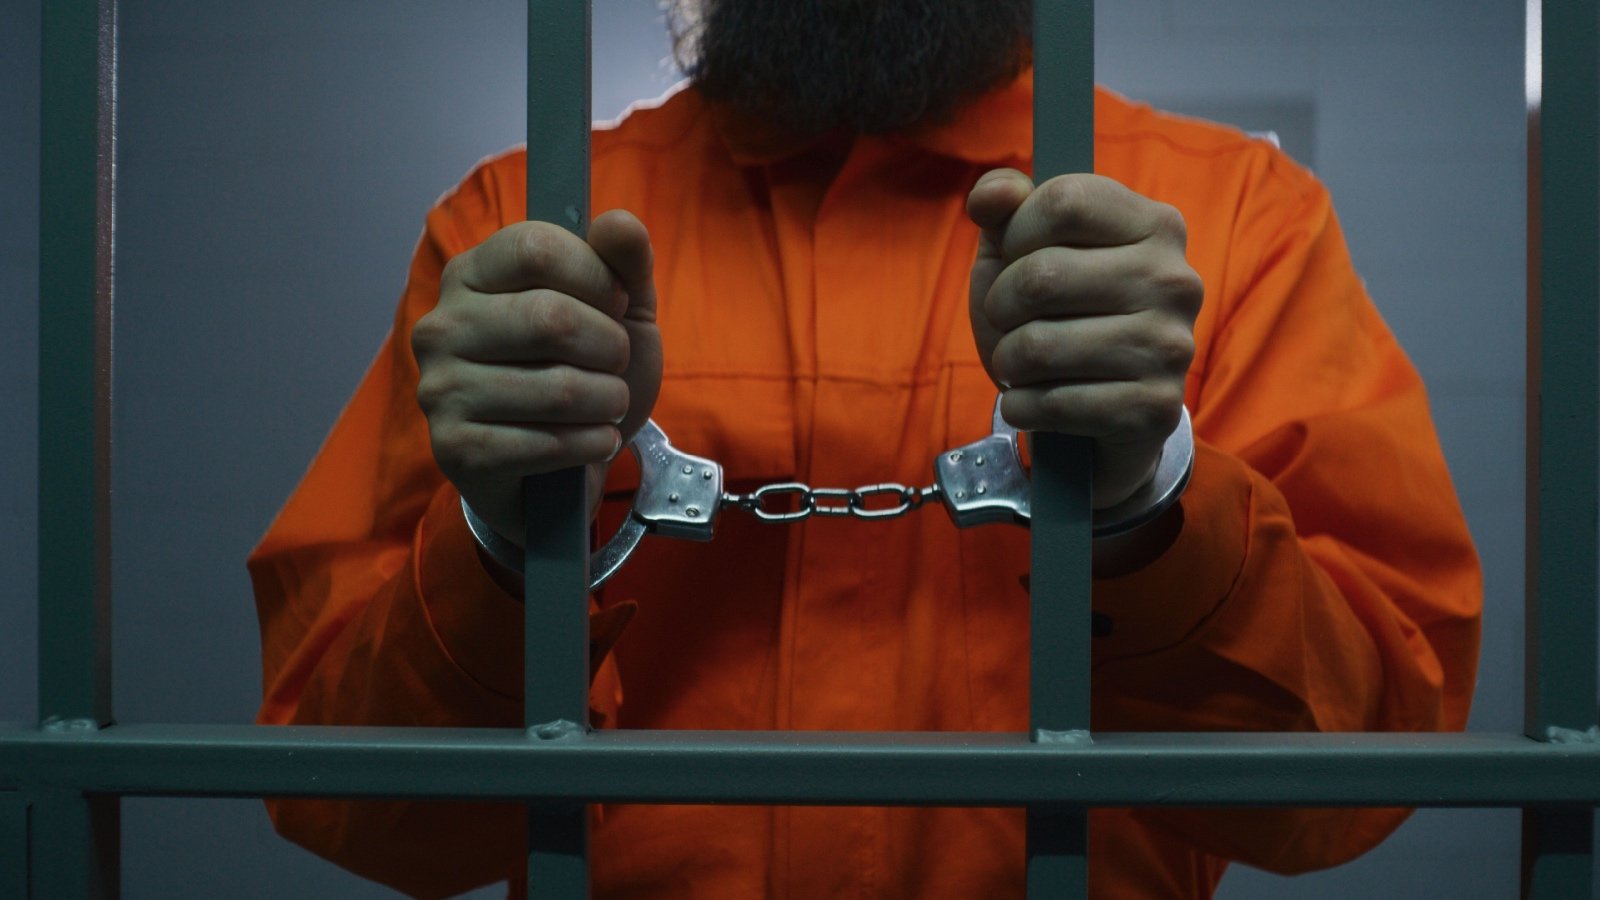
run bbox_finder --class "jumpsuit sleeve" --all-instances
[1088,156,1483,874]
[247,153,625,899]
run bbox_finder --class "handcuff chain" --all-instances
[576,398,1191,591]
[723,481,944,524]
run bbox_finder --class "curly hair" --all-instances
[667,0,1033,136]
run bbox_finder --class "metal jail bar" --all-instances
[34,0,119,895]
[1026,1,1097,893]
[11,2,1600,900]
[1522,0,1600,895]
[523,1,596,897]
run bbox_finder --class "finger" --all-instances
[990,314,1194,388]
[451,220,624,316]
[967,170,1037,389]
[998,174,1184,261]
[439,421,623,480]
[589,210,657,324]
[1000,380,1184,442]
[1006,380,1172,510]
[984,243,1195,331]
[442,289,631,371]
[435,364,630,426]
[967,168,1035,240]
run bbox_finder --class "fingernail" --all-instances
[606,429,624,461]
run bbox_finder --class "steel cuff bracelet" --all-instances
[463,397,1194,592]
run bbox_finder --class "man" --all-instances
[249,1,1482,896]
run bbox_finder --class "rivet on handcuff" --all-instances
[465,396,1193,591]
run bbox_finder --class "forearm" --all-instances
[1089,438,1478,872]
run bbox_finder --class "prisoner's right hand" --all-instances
[412,210,663,547]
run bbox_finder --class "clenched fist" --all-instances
[412,210,663,546]
[967,170,1202,510]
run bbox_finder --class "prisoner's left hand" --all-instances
[967,169,1202,510]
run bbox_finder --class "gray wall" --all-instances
[0,1,1539,896]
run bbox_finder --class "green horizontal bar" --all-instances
[1,725,1598,807]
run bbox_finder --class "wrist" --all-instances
[461,496,525,597]
[1092,499,1185,577]
[1091,405,1194,539]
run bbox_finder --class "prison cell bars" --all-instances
[6,0,1599,898]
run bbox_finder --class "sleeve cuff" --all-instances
[415,485,531,699]
[1091,441,1254,660]
[415,485,637,709]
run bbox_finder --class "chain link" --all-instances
[724,481,943,523]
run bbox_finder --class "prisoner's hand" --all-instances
[967,170,1201,510]
[413,210,662,545]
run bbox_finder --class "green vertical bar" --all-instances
[28,790,118,900]
[1521,0,1598,895]
[2,792,27,899]
[37,1,120,896]
[525,0,592,897]
[1521,807,1593,898]
[1028,2,1094,898]
[39,0,115,729]
[1524,0,1600,744]
[1029,0,1094,741]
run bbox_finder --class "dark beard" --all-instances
[670,0,1033,137]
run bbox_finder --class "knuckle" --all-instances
[1038,387,1074,424]
[484,364,525,401]
[1131,384,1184,436]
[516,223,565,280]
[1145,262,1204,312]
[439,251,468,288]
[603,379,631,422]
[1165,329,1196,373]
[526,293,577,344]
[543,366,584,412]
[410,310,448,357]
[595,319,630,375]
[1040,177,1088,228]
[428,422,477,476]
[1012,254,1059,309]
[415,368,450,413]
[1013,325,1055,372]
[1153,202,1188,244]
[611,329,632,375]
[1138,322,1195,374]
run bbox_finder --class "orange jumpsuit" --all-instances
[249,76,1482,898]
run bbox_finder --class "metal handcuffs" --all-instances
[582,397,1193,591]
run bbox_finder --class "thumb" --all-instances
[588,209,657,325]
[588,209,662,443]
[967,170,1032,386]
[967,168,1034,250]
